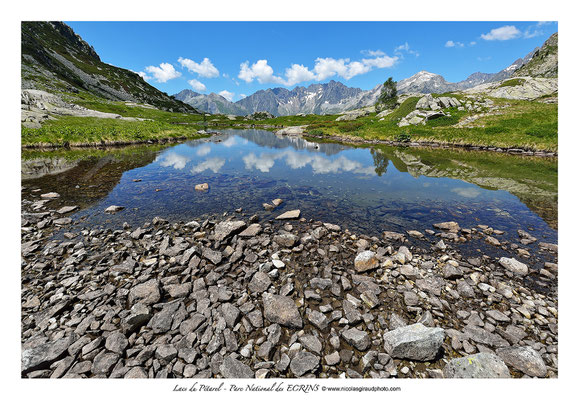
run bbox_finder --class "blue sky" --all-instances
[66,21,558,102]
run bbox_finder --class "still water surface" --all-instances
[22,129,558,245]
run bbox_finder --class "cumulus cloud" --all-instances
[242,150,376,175]
[481,25,521,41]
[159,152,190,170]
[445,40,464,48]
[188,79,206,92]
[196,144,211,156]
[219,90,235,102]
[239,60,286,84]
[144,63,181,83]
[191,158,225,174]
[239,93,247,99]
[238,53,398,87]
[221,137,237,147]
[178,57,219,78]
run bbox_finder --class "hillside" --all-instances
[514,33,558,78]
[21,21,197,114]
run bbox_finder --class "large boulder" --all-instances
[443,353,511,378]
[383,323,445,361]
[21,336,75,374]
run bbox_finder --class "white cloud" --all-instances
[523,22,550,39]
[361,49,385,57]
[196,144,211,156]
[188,79,206,92]
[191,157,225,174]
[394,42,419,57]
[159,152,190,170]
[238,53,398,87]
[144,63,181,83]
[133,70,151,80]
[284,64,316,86]
[481,25,521,41]
[445,40,464,48]
[178,57,219,78]
[242,150,376,175]
[239,94,247,99]
[238,60,285,84]
[470,41,477,46]
[219,90,235,102]
[222,137,237,147]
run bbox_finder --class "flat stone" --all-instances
[221,303,241,328]
[496,346,547,377]
[57,206,78,214]
[499,257,529,276]
[213,220,247,241]
[275,210,300,220]
[443,353,511,378]
[262,293,302,329]
[290,351,319,377]
[220,356,254,378]
[325,351,341,366]
[239,223,262,237]
[354,251,379,272]
[21,336,75,374]
[306,309,329,331]
[202,247,223,265]
[383,323,445,361]
[40,192,60,199]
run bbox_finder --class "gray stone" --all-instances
[104,205,124,213]
[325,351,341,366]
[239,223,262,237]
[443,353,511,378]
[128,279,160,306]
[299,335,323,354]
[499,257,529,276]
[213,220,247,241]
[249,271,272,293]
[262,293,302,329]
[91,352,120,375]
[21,336,75,374]
[342,328,370,351]
[496,346,547,377]
[155,344,178,364]
[383,323,445,361]
[221,303,241,328]
[306,309,329,331]
[105,332,128,354]
[290,351,319,377]
[202,248,223,265]
[220,356,254,378]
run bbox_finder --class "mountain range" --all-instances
[175,35,554,116]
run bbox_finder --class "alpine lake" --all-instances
[22,128,558,272]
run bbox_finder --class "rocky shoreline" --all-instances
[300,132,558,158]
[21,197,558,379]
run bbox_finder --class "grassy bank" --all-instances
[263,96,558,152]
[22,90,557,152]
